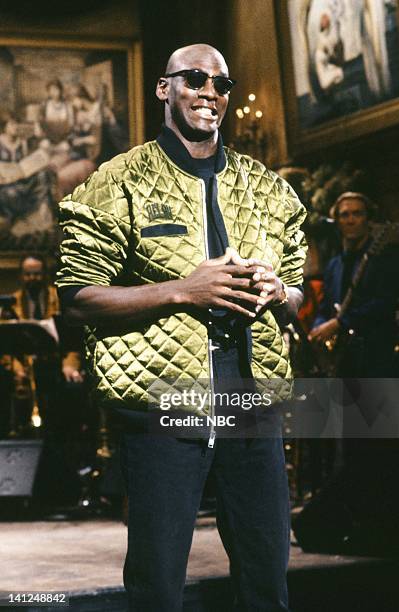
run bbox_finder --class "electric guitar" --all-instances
[299,222,399,377]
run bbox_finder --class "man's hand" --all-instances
[229,252,286,312]
[65,248,297,326]
[252,261,286,312]
[62,365,84,383]
[308,318,340,344]
[177,248,267,318]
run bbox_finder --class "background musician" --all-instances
[12,254,82,384]
[0,254,87,508]
[309,192,398,377]
[295,192,399,553]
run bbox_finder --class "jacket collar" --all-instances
[156,124,226,177]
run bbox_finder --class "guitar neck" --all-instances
[339,252,369,318]
[337,221,399,320]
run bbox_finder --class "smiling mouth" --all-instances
[191,106,218,118]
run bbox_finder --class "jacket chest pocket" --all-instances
[134,223,203,279]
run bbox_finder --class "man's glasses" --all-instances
[164,69,236,95]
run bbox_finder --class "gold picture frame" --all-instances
[275,0,399,156]
[0,35,144,268]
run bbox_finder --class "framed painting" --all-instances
[0,36,144,266]
[276,0,399,155]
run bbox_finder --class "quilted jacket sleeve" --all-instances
[278,181,308,288]
[56,168,131,288]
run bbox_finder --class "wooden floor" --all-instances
[1,517,399,611]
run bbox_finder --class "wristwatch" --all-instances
[273,283,289,307]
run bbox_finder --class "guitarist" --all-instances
[308,192,398,378]
[293,193,399,554]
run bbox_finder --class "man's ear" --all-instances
[156,77,169,102]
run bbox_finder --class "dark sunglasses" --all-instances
[164,69,236,95]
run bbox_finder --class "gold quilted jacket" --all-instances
[56,140,307,411]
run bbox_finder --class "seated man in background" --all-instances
[5,254,83,392]
[0,253,87,507]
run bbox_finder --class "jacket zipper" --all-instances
[200,179,216,449]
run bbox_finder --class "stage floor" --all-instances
[1,517,399,611]
[0,516,386,591]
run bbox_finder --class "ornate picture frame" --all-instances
[276,0,399,156]
[0,36,144,267]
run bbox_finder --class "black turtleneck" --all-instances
[157,125,228,260]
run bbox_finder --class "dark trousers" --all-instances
[120,434,290,611]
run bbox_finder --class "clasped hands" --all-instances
[180,247,286,318]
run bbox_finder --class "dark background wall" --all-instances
[0,0,140,38]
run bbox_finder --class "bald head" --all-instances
[156,43,231,155]
[165,44,229,76]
